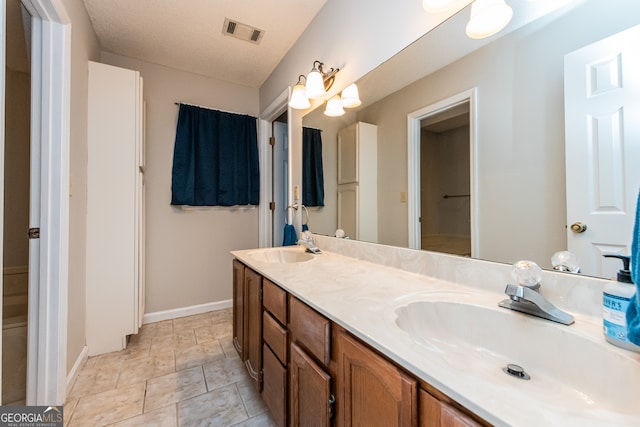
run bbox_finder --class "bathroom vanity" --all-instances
[232,235,640,427]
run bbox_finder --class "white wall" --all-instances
[101,53,260,314]
[61,0,101,373]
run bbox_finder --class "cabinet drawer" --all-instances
[289,296,331,366]
[263,279,287,324]
[263,311,287,364]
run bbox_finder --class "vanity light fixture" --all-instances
[288,60,340,109]
[289,75,311,109]
[465,0,513,39]
[339,83,362,108]
[324,95,345,117]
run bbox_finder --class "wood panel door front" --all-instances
[243,267,262,392]
[337,330,417,427]
[290,342,331,427]
[232,260,245,358]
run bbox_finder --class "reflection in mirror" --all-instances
[301,0,640,278]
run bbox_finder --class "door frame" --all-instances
[407,88,478,255]
[258,88,290,248]
[19,0,70,405]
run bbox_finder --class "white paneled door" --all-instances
[564,24,640,277]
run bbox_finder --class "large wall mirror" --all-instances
[300,0,640,278]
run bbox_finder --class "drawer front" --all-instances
[289,296,331,366]
[263,279,287,324]
[263,311,288,363]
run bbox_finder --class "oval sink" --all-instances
[248,248,314,264]
[394,299,640,421]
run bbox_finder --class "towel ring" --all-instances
[286,204,297,225]
[301,204,310,227]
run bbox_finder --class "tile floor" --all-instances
[64,308,276,427]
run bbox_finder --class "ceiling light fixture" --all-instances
[465,0,513,39]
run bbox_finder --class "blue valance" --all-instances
[171,104,260,206]
[302,127,324,207]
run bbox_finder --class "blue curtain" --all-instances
[302,127,324,207]
[171,104,260,206]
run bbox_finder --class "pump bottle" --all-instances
[603,254,640,351]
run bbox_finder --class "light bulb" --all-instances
[340,83,361,108]
[324,95,345,117]
[305,68,326,99]
[465,0,513,39]
[289,82,310,109]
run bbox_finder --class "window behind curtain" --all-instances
[302,127,324,207]
[171,104,260,206]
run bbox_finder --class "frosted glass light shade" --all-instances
[305,69,326,99]
[289,82,310,109]
[324,95,345,117]
[423,0,459,13]
[340,83,361,108]
[465,0,513,39]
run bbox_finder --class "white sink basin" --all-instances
[248,248,314,264]
[393,295,640,423]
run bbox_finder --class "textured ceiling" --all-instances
[83,0,327,88]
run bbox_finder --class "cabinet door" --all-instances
[263,344,287,427]
[290,342,332,427]
[232,260,245,358]
[244,267,263,392]
[338,123,358,184]
[337,330,417,427]
[337,183,358,241]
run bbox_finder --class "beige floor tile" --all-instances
[139,319,174,338]
[220,337,238,358]
[110,404,178,427]
[117,349,175,387]
[145,366,207,412]
[174,312,212,330]
[177,384,248,427]
[175,340,224,371]
[150,332,197,353]
[67,358,121,400]
[203,355,247,391]
[231,412,277,427]
[236,379,268,418]
[63,399,78,427]
[68,382,145,427]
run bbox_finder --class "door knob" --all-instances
[570,222,587,233]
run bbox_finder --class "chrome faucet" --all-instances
[297,231,321,254]
[498,260,574,325]
[499,284,574,325]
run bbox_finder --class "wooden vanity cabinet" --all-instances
[335,328,418,427]
[232,260,245,358]
[288,296,333,426]
[419,389,481,427]
[241,265,263,392]
[232,259,487,426]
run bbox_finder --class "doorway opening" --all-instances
[407,88,478,256]
[272,112,289,247]
[420,103,471,256]
[3,0,31,405]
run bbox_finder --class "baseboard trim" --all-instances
[142,300,232,325]
[66,345,88,397]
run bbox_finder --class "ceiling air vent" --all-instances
[223,18,264,45]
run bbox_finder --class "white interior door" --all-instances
[564,24,640,278]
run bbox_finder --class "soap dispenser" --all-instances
[602,254,640,352]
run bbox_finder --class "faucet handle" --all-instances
[511,260,542,290]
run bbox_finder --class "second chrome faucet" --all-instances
[498,260,575,325]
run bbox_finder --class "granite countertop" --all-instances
[231,245,640,427]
